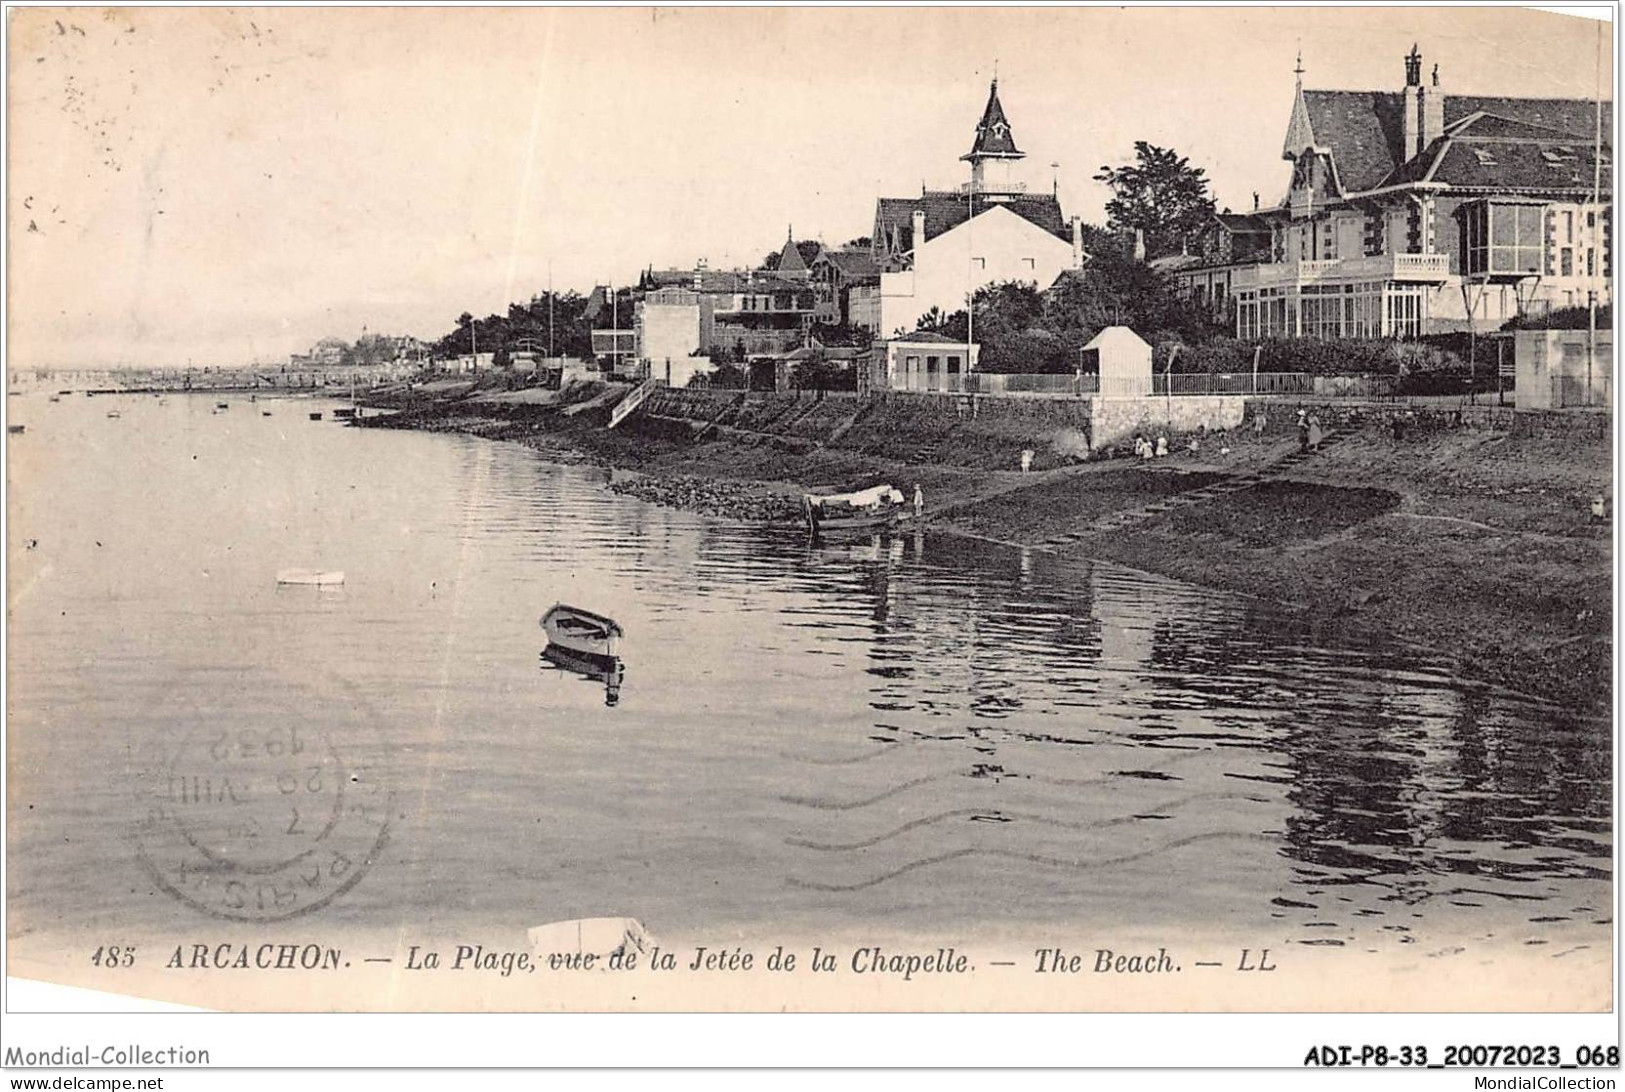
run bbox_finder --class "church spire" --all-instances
[776,226,810,276]
[962,78,1024,163]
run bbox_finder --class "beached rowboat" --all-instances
[540,603,623,658]
[802,483,916,536]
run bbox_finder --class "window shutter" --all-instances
[1545,209,1557,276]
[1604,207,1613,280]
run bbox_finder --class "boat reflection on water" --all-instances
[540,642,625,707]
[803,529,924,565]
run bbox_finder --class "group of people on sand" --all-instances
[1131,433,1169,460]
[1121,410,1324,462]
[1295,407,1324,453]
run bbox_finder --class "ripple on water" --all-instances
[5,393,1612,951]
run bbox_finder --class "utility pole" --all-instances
[1587,18,1603,405]
[967,146,975,383]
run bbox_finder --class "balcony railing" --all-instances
[1389,252,1451,280]
[1234,252,1453,290]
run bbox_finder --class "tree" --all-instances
[1093,142,1217,261]
[812,322,873,349]
[911,306,967,342]
[706,361,748,389]
[790,350,856,392]
[961,282,1065,373]
[1044,231,1224,351]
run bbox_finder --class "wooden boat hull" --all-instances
[540,603,624,658]
[802,483,920,537]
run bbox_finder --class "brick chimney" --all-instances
[911,208,926,252]
[1421,62,1445,154]
[1071,216,1084,268]
[1397,44,1423,160]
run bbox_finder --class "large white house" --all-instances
[1172,47,1612,339]
[870,80,1086,338]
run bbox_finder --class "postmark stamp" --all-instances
[130,669,393,922]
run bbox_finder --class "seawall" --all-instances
[636,387,1249,469]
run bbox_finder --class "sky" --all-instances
[7,5,1615,369]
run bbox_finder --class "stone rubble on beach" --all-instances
[608,475,802,523]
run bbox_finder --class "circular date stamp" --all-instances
[131,671,393,922]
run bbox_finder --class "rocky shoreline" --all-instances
[607,474,804,523]
[361,390,1612,714]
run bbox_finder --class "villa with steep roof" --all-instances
[1175,46,1612,338]
[869,80,1085,337]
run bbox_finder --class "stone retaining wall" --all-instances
[638,387,1263,467]
[1088,395,1249,449]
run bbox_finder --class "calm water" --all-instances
[6,392,1612,961]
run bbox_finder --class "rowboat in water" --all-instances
[540,603,623,658]
[540,642,625,706]
[276,568,345,586]
[802,483,918,536]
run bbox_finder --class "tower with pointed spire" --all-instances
[962,79,1026,195]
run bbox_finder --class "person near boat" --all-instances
[803,482,908,535]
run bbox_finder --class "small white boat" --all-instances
[540,603,623,657]
[276,568,345,586]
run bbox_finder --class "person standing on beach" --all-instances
[913,483,924,519]
[1020,449,1033,474]
[1253,407,1268,443]
[1296,408,1309,452]
[1307,413,1323,452]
